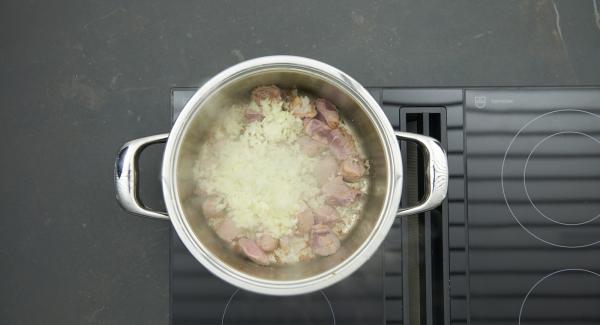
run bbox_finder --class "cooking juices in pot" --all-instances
[193,86,369,266]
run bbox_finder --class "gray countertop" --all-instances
[1,0,599,324]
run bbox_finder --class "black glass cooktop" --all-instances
[464,89,600,325]
[170,87,600,325]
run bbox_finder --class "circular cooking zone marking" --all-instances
[501,109,600,248]
[518,269,600,325]
[523,131,600,226]
[221,289,336,325]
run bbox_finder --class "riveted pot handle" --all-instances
[395,131,448,217]
[115,134,170,220]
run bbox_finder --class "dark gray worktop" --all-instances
[1,1,599,324]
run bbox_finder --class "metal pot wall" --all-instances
[114,56,448,295]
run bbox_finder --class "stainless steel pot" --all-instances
[115,56,448,295]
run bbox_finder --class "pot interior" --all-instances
[174,67,392,282]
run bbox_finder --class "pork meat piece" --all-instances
[289,96,317,118]
[244,106,264,123]
[298,135,326,157]
[216,218,240,242]
[303,118,333,144]
[296,208,315,234]
[315,98,340,129]
[340,157,366,182]
[322,176,361,206]
[257,234,279,252]
[329,128,358,160]
[278,235,293,251]
[311,223,331,235]
[314,155,339,186]
[251,85,282,104]
[238,237,270,265]
[281,88,298,102]
[310,224,341,256]
[313,205,340,224]
[201,195,226,219]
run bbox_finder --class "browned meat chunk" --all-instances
[257,234,279,252]
[314,155,339,186]
[244,106,264,123]
[289,96,317,118]
[201,195,226,219]
[298,136,326,157]
[315,98,340,129]
[303,118,332,144]
[296,208,315,234]
[329,128,358,160]
[216,218,240,242]
[313,205,340,224]
[238,237,270,265]
[281,88,298,102]
[322,176,361,206]
[251,85,282,104]
[340,158,366,182]
[310,224,341,256]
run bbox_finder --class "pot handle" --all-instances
[395,131,448,217]
[115,133,170,220]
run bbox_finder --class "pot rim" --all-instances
[162,55,403,295]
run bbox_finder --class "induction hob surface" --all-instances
[464,89,600,325]
[169,87,600,325]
